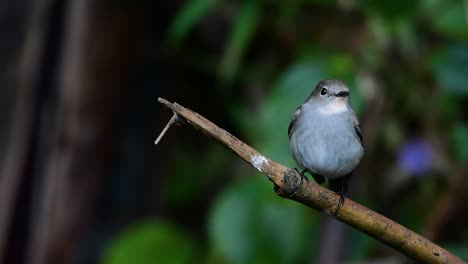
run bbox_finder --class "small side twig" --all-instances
[154,112,178,145]
[156,97,465,264]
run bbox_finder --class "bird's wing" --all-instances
[352,113,363,145]
[288,106,302,139]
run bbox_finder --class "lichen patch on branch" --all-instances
[251,154,269,172]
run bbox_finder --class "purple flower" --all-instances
[397,139,433,176]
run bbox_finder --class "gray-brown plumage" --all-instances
[288,79,364,212]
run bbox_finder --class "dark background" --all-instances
[1,0,468,263]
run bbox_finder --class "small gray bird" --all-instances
[288,79,364,212]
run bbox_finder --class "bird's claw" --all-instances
[334,192,345,215]
[288,168,307,198]
[293,168,309,181]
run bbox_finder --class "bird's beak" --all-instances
[335,91,349,97]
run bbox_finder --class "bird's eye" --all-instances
[320,88,327,96]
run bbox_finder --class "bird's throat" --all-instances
[319,99,348,115]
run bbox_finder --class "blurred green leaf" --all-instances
[219,0,259,85]
[394,19,419,55]
[421,0,468,38]
[451,123,468,162]
[103,221,198,264]
[432,44,468,95]
[436,93,461,120]
[347,228,375,260]
[443,244,468,261]
[164,145,229,206]
[209,176,317,264]
[275,0,299,28]
[361,0,416,21]
[396,184,436,232]
[166,0,217,46]
[329,53,354,77]
[382,119,404,151]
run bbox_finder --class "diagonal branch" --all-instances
[157,98,464,264]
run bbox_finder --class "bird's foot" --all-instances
[288,168,308,198]
[294,168,309,181]
[329,173,351,215]
[334,191,346,215]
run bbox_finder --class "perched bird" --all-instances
[288,79,364,212]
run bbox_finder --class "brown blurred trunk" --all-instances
[0,0,62,262]
[425,168,468,243]
[314,214,346,264]
[26,1,141,263]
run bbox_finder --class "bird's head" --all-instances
[307,79,350,115]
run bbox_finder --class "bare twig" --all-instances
[154,112,178,145]
[157,98,465,264]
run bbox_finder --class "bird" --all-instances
[288,79,364,213]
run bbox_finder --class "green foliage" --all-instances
[451,124,468,162]
[421,0,468,38]
[436,93,462,120]
[432,44,468,96]
[220,1,260,85]
[163,0,468,262]
[163,145,229,206]
[102,221,198,264]
[166,0,217,46]
[209,176,318,264]
[361,0,416,21]
[347,228,375,260]
[443,244,468,261]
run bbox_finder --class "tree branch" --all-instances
[157,98,464,264]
